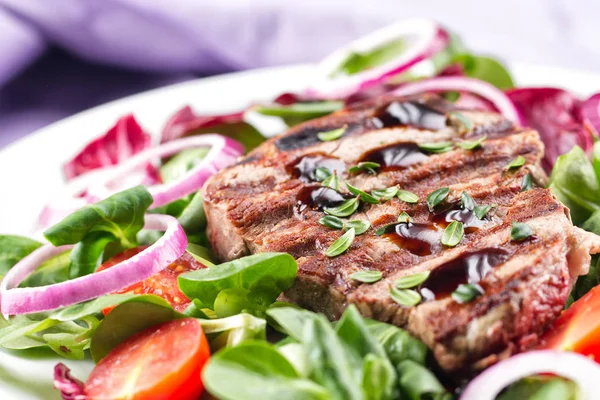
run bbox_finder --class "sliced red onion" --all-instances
[460,350,600,400]
[309,19,449,99]
[1,214,187,316]
[582,93,600,137]
[392,76,521,123]
[40,135,243,227]
[54,363,87,400]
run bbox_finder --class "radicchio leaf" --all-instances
[53,363,87,400]
[507,88,593,172]
[63,114,153,180]
[582,93,600,138]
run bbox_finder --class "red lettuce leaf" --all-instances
[507,88,593,171]
[63,114,153,180]
[53,363,87,400]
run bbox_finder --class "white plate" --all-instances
[1,62,600,399]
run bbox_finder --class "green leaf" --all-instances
[506,155,526,169]
[266,307,314,341]
[362,354,396,400]
[426,187,450,210]
[397,212,414,223]
[456,136,485,150]
[569,254,600,304]
[199,313,267,350]
[511,221,533,241]
[319,215,344,230]
[349,162,380,175]
[452,283,484,304]
[186,243,215,266]
[69,231,116,278]
[213,288,269,318]
[461,191,476,210]
[397,190,419,204]
[521,174,534,192]
[303,315,363,400]
[44,186,153,247]
[0,235,42,277]
[549,146,600,225]
[441,221,464,247]
[314,167,332,182]
[497,375,579,400]
[325,228,355,257]
[185,119,266,151]
[349,270,383,283]
[335,306,388,359]
[321,173,340,191]
[324,197,360,217]
[453,54,514,90]
[344,220,371,235]
[335,306,396,399]
[334,39,407,76]
[371,187,399,201]
[0,294,141,357]
[396,360,450,400]
[255,101,343,126]
[177,191,207,235]
[317,126,346,142]
[160,147,210,183]
[417,142,454,154]
[345,182,379,204]
[474,205,494,220]
[593,140,600,186]
[395,271,430,289]
[90,296,177,361]
[448,112,474,135]
[390,287,421,307]
[20,250,71,288]
[203,341,330,400]
[364,319,427,366]
[178,253,298,309]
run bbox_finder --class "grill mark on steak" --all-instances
[203,94,600,375]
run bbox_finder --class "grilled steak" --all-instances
[203,94,600,374]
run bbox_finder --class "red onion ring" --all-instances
[391,76,522,124]
[582,93,600,137]
[460,350,600,400]
[308,19,449,99]
[40,135,243,227]
[1,214,187,316]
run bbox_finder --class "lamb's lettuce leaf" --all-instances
[549,146,600,225]
[497,376,579,400]
[0,235,42,277]
[178,253,297,315]
[43,186,153,277]
[207,306,449,400]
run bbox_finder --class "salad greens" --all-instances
[178,252,297,316]
[498,376,580,400]
[44,186,153,278]
[333,39,407,77]
[550,143,600,304]
[0,235,42,277]
[254,101,344,127]
[205,305,448,400]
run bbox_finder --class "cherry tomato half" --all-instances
[85,318,210,400]
[538,284,600,362]
[97,247,205,313]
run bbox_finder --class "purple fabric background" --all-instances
[1,0,599,149]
